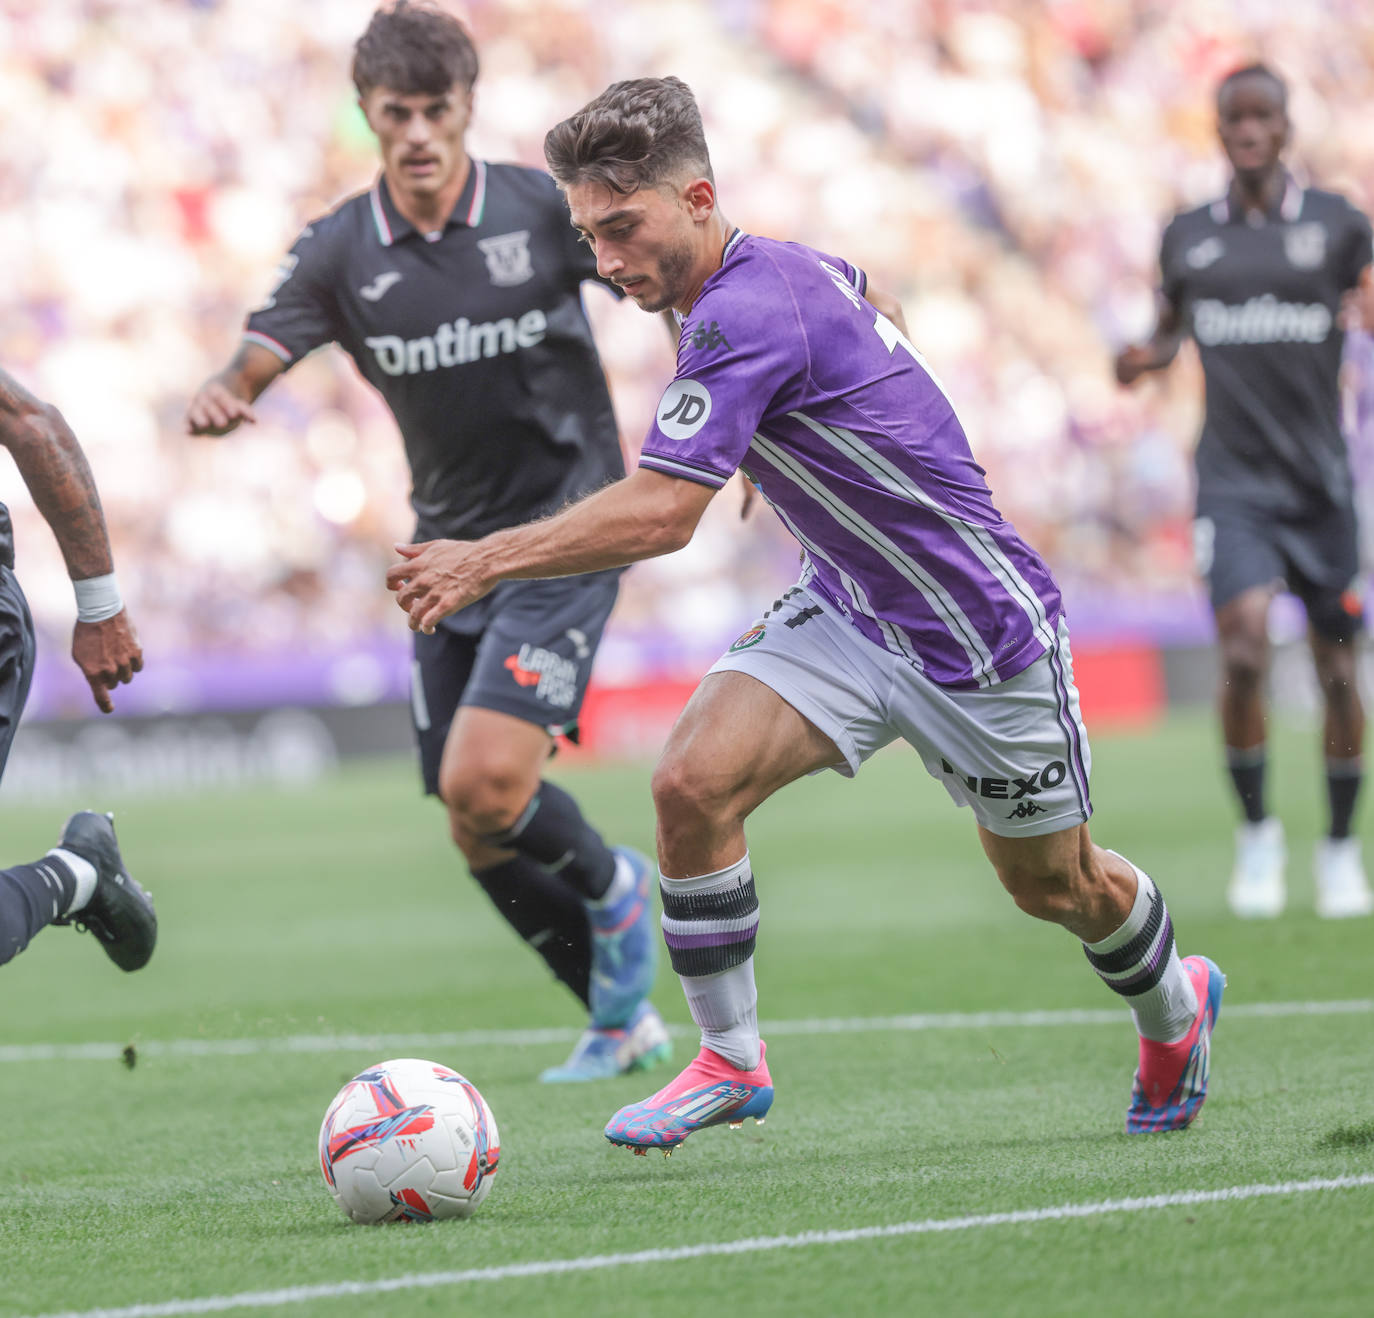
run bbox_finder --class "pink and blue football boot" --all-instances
[587,847,658,1030]
[605,1041,773,1156]
[1126,954,1225,1134]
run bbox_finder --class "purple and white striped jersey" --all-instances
[639,231,1063,689]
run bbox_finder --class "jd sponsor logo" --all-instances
[656,379,712,440]
[503,644,577,709]
[941,757,1067,800]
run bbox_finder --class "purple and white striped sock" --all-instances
[660,854,761,1070]
[1083,855,1198,1043]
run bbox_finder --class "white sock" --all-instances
[1085,856,1198,1043]
[49,848,97,915]
[660,855,761,1070]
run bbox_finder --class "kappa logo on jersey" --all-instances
[1193,296,1332,346]
[941,757,1067,801]
[477,230,534,287]
[1283,221,1327,270]
[504,644,578,708]
[365,309,548,376]
[359,271,403,302]
[686,320,733,351]
[656,379,712,440]
[1185,237,1225,269]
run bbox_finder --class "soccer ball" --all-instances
[318,1057,500,1224]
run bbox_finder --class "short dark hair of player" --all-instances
[1216,62,1288,112]
[544,76,714,196]
[352,1,479,98]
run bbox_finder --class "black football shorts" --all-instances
[1194,497,1364,639]
[409,570,621,796]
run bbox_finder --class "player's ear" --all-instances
[683,177,716,222]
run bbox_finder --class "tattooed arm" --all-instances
[0,368,142,712]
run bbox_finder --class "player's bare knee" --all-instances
[651,753,735,835]
[439,762,530,837]
[998,859,1085,925]
[1220,644,1266,692]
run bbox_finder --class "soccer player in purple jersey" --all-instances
[388,77,1224,1149]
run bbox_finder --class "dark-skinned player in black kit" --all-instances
[1117,64,1374,921]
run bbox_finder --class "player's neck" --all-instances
[673,214,735,318]
[1229,165,1286,220]
[385,154,473,238]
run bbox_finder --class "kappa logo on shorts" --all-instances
[729,623,766,652]
[1006,801,1048,820]
[504,644,578,709]
[941,757,1067,801]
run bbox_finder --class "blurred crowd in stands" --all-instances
[2,0,1372,713]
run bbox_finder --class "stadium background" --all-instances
[2,0,1373,796]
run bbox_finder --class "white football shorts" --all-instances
[707,583,1093,838]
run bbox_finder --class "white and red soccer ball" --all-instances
[318,1057,500,1224]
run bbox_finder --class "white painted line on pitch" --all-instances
[1,998,1369,1065]
[25,1175,1374,1318]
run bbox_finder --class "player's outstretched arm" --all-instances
[0,367,142,713]
[185,340,286,436]
[388,468,716,634]
[1115,295,1184,385]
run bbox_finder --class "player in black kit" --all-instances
[0,366,156,971]
[186,1,670,1078]
[1117,64,1374,920]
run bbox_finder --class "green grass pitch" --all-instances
[1,713,1371,1317]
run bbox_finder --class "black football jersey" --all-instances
[245,161,625,541]
[1160,178,1372,512]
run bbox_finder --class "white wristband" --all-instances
[73,573,124,623]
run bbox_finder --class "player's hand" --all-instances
[387,540,493,634]
[71,610,143,714]
[1113,345,1153,386]
[186,381,258,436]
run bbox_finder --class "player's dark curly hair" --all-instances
[352,2,479,98]
[544,77,713,195]
[1217,62,1287,111]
